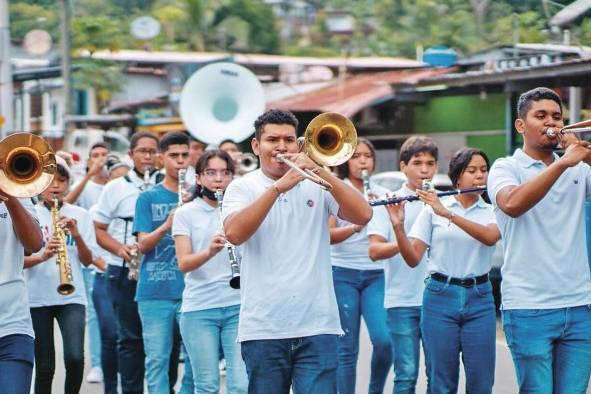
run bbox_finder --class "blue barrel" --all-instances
[586,202,591,269]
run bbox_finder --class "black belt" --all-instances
[430,272,489,288]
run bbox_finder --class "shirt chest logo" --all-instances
[0,212,6,219]
[307,199,314,208]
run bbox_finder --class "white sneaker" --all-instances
[86,366,103,383]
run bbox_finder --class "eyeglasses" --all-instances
[202,169,233,179]
[133,148,158,156]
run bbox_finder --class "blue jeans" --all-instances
[82,267,101,368]
[241,335,338,394]
[106,264,145,394]
[180,304,247,394]
[387,306,425,394]
[503,305,591,394]
[138,299,194,394]
[0,334,34,394]
[30,304,86,394]
[93,272,118,394]
[421,277,496,394]
[332,266,391,394]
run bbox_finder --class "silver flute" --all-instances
[369,186,487,206]
[214,189,241,289]
[361,169,371,200]
[178,168,186,206]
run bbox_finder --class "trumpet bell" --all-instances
[304,113,357,167]
[0,133,57,198]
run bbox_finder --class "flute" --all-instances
[369,186,487,206]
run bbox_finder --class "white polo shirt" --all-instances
[367,184,429,308]
[409,196,496,278]
[172,198,241,313]
[221,169,343,342]
[93,170,160,267]
[0,198,38,339]
[331,181,389,271]
[488,149,591,309]
[73,180,104,210]
[26,203,98,307]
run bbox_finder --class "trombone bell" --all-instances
[304,113,357,167]
[0,133,56,198]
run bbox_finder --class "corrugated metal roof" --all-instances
[268,68,453,116]
[89,50,424,69]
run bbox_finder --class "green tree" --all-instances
[9,2,59,42]
[71,16,124,53]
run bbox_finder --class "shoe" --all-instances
[86,366,103,383]
[219,359,226,376]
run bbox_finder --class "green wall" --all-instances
[466,135,506,163]
[415,93,505,132]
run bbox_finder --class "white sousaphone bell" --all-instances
[179,62,266,145]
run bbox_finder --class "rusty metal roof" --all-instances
[268,68,453,116]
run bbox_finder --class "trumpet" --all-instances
[545,119,591,137]
[277,113,357,191]
[369,186,487,207]
[52,197,75,295]
[214,189,240,289]
[0,133,56,198]
[237,152,258,173]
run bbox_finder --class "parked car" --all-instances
[370,170,503,312]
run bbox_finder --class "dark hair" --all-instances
[159,132,189,152]
[56,164,70,180]
[129,132,158,150]
[254,109,299,140]
[89,142,108,155]
[193,149,235,199]
[517,87,563,119]
[336,138,376,179]
[219,139,238,149]
[399,136,438,164]
[448,148,490,187]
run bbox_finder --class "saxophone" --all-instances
[52,198,75,295]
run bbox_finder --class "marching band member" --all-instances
[93,132,160,394]
[222,109,372,393]
[0,189,43,394]
[173,149,247,393]
[132,132,193,394]
[186,137,207,187]
[488,87,591,393]
[367,136,438,393]
[66,142,109,385]
[329,138,391,394]
[24,157,99,394]
[386,148,500,393]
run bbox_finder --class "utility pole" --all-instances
[60,0,72,136]
[0,0,13,138]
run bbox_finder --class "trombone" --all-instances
[277,113,357,190]
[0,133,56,198]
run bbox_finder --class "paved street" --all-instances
[47,319,590,393]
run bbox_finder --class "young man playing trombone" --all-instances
[222,109,372,394]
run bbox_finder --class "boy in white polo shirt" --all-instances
[222,109,372,394]
[488,87,591,393]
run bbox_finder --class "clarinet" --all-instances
[214,189,241,289]
[369,186,487,206]
[178,168,186,207]
[361,169,371,200]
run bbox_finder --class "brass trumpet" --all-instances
[545,119,591,137]
[0,133,56,197]
[277,113,357,190]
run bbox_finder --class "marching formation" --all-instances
[0,86,591,394]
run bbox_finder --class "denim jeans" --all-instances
[241,335,338,394]
[180,304,247,394]
[387,306,425,394]
[421,277,496,394]
[82,267,101,368]
[503,305,591,394]
[138,299,194,394]
[0,334,34,394]
[30,303,86,394]
[106,264,145,394]
[332,266,391,394]
[93,272,118,394]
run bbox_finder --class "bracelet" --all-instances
[447,211,455,226]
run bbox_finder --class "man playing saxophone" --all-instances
[24,157,99,394]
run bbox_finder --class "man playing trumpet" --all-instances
[222,109,372,393]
